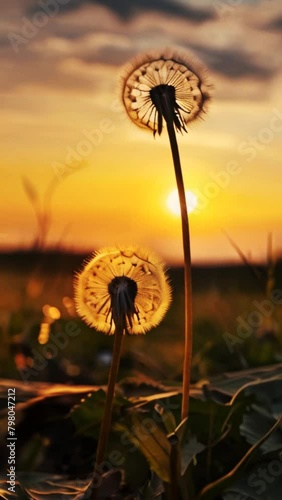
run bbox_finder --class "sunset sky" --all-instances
[1,0,282,264]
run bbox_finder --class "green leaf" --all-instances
[243,379,282,417]
[197,416,282,499]
[223,451,282,500]
[240,405,282,453]
[188,397,244,445]
[83,469,122,499]
[223,493,251,500]
[70,389,131,438]
[205,364,282,406]
[173,418,206,476]
[70,389,106,437]
[19,472,89,499]
[139,472,164,499]
[181,435,206,476]
[154,403,177,434]
[116,413,171,482]
[107,426,150,489]
[17,470,122,500]
[128,390,181,407]
[172,417,205,477]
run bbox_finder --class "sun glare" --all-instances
[166,189,198,215]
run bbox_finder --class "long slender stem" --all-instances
[164,106,193,421]
[91,326,124,498]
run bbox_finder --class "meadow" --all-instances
[1,250,282,499]
[1,249,282,384]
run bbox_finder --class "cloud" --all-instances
[27,0,215,22]
[0,36,11,47]
[264,16,282,31]
[1,0,280,103]
[189,44,276,79]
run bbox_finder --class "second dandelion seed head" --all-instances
[74,246,171,335]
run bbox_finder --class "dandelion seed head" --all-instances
[121,48,212,135]
[74,246,171,334]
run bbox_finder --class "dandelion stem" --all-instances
[91,326,124,497]
[163,98,193,421]
[168,432,181,499]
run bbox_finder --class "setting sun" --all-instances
[166,189,198,216]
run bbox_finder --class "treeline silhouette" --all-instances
[1,248,282,293]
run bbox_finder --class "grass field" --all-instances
[1,250,282,499]
[1,250,282,385]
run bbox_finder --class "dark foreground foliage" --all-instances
[1,364,282,499]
